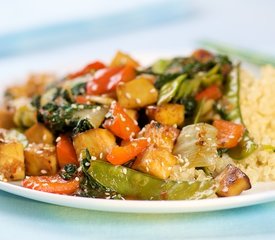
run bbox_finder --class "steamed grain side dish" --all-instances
[0,49,274,201]
[238,66,275,182]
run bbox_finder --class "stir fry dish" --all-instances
[2,49,267,200]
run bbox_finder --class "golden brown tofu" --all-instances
[146,104,184,126]
[133,147,177,180]
[216,164,251,197]
[73,128,116,160]
[110,51,139,67]
[116,77,158,109]
[0,141,25,181]
[24,143,57,176]
[25,123,54,144]
[5,73,55,99]
[124,109,138,122]
[139,121,179,152]
[0,108,15,129]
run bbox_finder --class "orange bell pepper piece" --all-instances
[106,138,148,165]
[213,119,245,148]
[195,85,222,101]
[103,102,140,140]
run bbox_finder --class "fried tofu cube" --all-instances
[133,147,177,180]
[139,121,179,152]
[116,77,158,109]
[0,141,25,181]
[124,109,138,122]
[216,164,251,197]
[24,144,57,176]
[146,104,184,126]
[0,109,15,129]
[25,123,54,144]
[73,128,116,160]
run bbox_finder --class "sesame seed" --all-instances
[136,98,141,104]
[41,169,47,174]
[56,137,61,142]
[125,93,131,99]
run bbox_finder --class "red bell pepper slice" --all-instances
[68,61,106,79]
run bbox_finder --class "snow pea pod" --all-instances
[88,160,217,200]
[222,65,257,159]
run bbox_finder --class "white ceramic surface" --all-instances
[0,51,274,213]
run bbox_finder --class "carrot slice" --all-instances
[56,135,78,168]
[213,119,245,148]
[195,85,222,101]
[103,102,140,140]
[106,138,148,165]
[22,175,79,195]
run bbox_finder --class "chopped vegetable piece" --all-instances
[73,128,116,160]
[88,160,217,200]
[56,135,78,168]
[116,76,158,108]
[25,123,54,144]
[195,85,222,101]
[0,109,15,129]
[86,66,123,95]
[106,138,148,165]
[59,164,77,180]
[68,61,106,79]
[216,164,251,197]
[133,147,177,180]
[103,102,140,140]
[139,121,179,152]
[24,144,57,176]
[22,175,79,195]
[110,51,139,68]
[146,104,185,126]
[173,123,218,168]
[221,65,257,158]
[0,140,25,181]
[213,119,245,149]
[157,75,186,105]
[192,49,214,63]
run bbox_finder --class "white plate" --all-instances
[1,181,275,213]
[0,51,275,213]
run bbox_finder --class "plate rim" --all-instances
[1,181,275,213]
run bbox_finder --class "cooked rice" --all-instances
[237,65,275,182]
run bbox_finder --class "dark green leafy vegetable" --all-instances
[72,119,93,136]
[71,82,87,96]
[88,160,217,200]
[37,102,96,133]
[59,164,77,180]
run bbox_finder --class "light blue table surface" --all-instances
[1,0,275,239]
